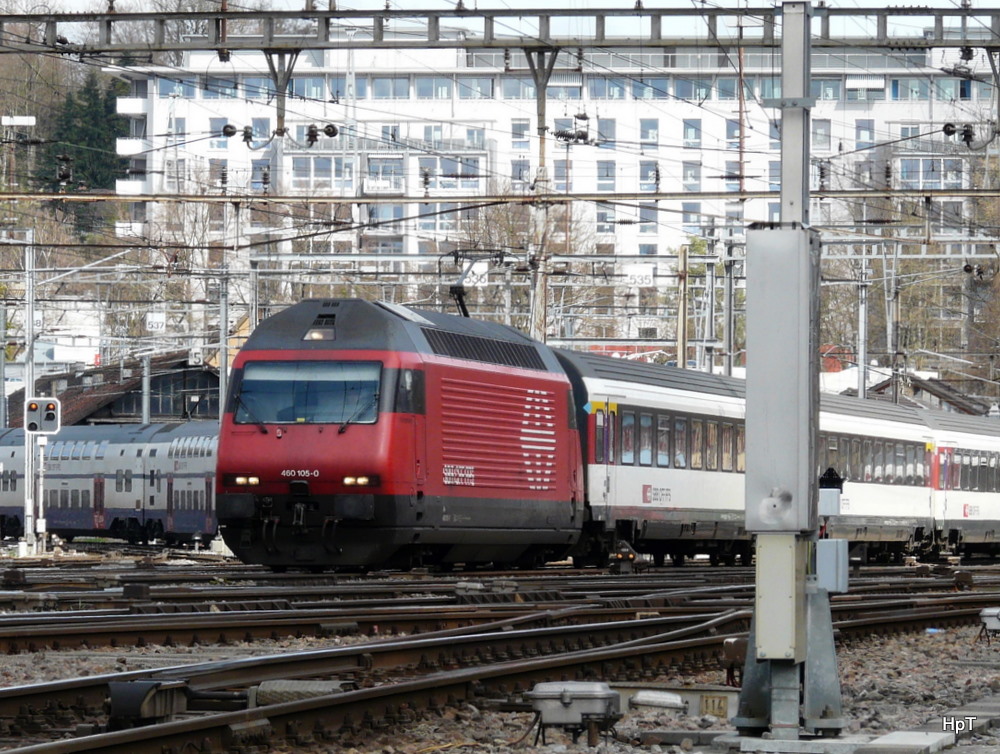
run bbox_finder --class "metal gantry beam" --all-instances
[0,7,998,55]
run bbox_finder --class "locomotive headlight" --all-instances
[343,475,379,487]
[229,475,260,486]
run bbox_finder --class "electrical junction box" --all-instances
[818,487,841,517]
[744,226,821,533]
[528,682,621,727]
[817,538,849,594]
[755,533,807,663]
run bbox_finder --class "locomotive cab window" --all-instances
[234,361,382,426]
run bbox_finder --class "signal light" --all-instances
[25,397,59,434]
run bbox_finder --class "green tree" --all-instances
[40,71,129,232]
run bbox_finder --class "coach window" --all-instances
[991,454,999,492]
[116,469,124,492]
[656,415,671,467]
[82,490,90,508]
[674,418,688,468]
[721,423,734,471]
[705,421,719,471]
[938,450,950,489]
[71,489,79,509]
[125,470,133,493]
[639,413,653,466]
[873,442,884,483]
[621,411,636,465]
[96,441,108,460]
[850,439,861,482]
[71,443,83,461]
[594,409,606,463]
[893,443,905,484]
[690,419,704,470]
[736,424,746,472]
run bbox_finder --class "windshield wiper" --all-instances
[234,392,269,434]
[338,393,379,434]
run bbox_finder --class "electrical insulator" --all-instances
[654,164,660,191]
[962,124,975,146]
[221,124,237,137]
[323,124,338,137]
[421,168,430,189]
[819,162,829,191]
[242,125,254,143]
[943,123,957,136]
[261,167,270,188]
[884,164,892,187]
[307,124,319,145]
[220,166,228,186]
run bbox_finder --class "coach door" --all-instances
[93,476,105,530]
[591,397,623,521]
[166,475,175,533]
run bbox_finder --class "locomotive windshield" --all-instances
[233,361,381,425]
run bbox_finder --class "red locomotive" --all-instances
[216,299,584,570]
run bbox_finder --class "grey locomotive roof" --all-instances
[243,299,563,373]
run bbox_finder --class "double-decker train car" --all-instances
[215,299,583,571]
[0,422,217,545]
[215,298,1000,571]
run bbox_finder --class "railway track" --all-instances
[0,574,990,753]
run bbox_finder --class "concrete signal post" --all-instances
[22,397,60,556]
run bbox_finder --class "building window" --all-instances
[639,202,657,234]
[209,117,229,149]
[290,77,324,99]
[675,77,711,101]
[554,160,570,191]
[640,118,659,150]
[329,75,367,100]
[158,77,196,98]
[415,76,453,99]
[204,76,236,98]
[683,119,701,148]
[588,77,626,99]
[811,79,841,100]
[682,202,700,234]
[812,119,831,150]
[244,77,274,99]
[458,76,494,99]
[768,161,781,191]
[373,76,409,99]
[725,160,741,191]
[512,118,530,149]
[596,202,615,233]
[596,118,616,148]
[252,117,271,147]
[726,119,740,150]
[596,160,616,191]
[511,159,530,186]
[250,159,270,191]
[502,77,536,99]
[639,244,657,256]
[681,161,700,192]
[891,78,929,101]
[639,161,660,192]
[855,119,875,150]
[717,77,737,100]
[769,120,781,150]
[632,78,668,100]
